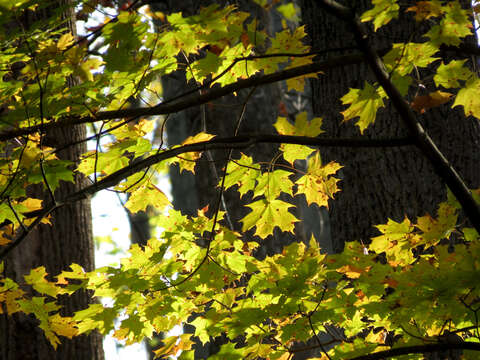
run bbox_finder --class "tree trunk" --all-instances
[150,1,332,358]
[300,0,480,252]
[0,2,104,359]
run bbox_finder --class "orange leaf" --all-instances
[382,277,399,288]
[336,264,365,279]
[411,91,453,113]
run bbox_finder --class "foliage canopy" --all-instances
[0,0,480,359]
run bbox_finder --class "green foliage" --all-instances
[0,0,479,359]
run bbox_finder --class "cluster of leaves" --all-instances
[0,0,479,359]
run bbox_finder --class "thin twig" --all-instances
[6,197,27,233]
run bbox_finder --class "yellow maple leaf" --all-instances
[57,33,75,51]
[336,264,368,279]
[171,132,216,174]
[295,151,342,207]
[49,313,78,339]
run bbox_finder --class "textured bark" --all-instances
[300,0,480,252]
[0,2,104,359]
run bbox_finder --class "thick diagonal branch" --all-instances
[317,0,480,234]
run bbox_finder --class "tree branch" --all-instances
[347,342,480,360]
[1,39,478,143]
[0,53,366,142]
[63,135,413,203]
[317,0,480,234]
[0,134,413,259]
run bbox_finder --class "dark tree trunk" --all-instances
[300,0,480,252]
[151,1,332,358]
[0,2,104,359]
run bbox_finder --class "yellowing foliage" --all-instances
[0,0,479,359]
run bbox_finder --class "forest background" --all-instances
[0,0,480,360]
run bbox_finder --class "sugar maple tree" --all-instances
[1,0,480,359]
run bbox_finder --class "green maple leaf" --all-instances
[281,144,316,165]
[360,0,399,31]
[24,267,62,298]
[274,112,323,164]
[77,147,129,177]
[383,42,439,76]
[125,181,170,213]
[190,316,213,344]
[453,77,480,119]
[415,202,458,246]
[277,3,299,21]
[434,60,473,88]
[295,151,342,207]
[190,51,222,83]
[210,343,244,360]
[370,218,417,266]
[269,26,309,54]
[253,170,294,199]
[17,297,62,348]
[223,154,260,197]
[28,160,74,191]
[241,199,298,238]
[75,303,118,335]
[425,1,472,46]
[341,82,385,134]
[115,313,154,344]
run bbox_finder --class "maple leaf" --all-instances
[410,91,453,113]
[24,267,62,298]
[222,154,260,197]
[125,181,170,213]
[241,199,298,239]
[153,334,194,358]
[48,313,78,339]
[0,278,25,314]
[415,202,458,245]
[29,160,75,191]
[406,0,444,21]
[295,151,342,208]
[281,144,315,165]
[425,1,472,46]
[434,60,473,88]
[168,132,215,173]
[370,218,417,266]
[360,0,399,30]
[383,42,439,76]
[17,296,62,348]
[74,303,118,335]
[274,112,324,136]
[453,77,480,119]
[336,264,366,279]
[274,112,323,163]
[341,82,385,134]
[253,170,294,199]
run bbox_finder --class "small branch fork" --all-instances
[316,0,480,234]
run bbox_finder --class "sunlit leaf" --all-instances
[360,0,399,30]
[295,151,342,207]
[241,199,298,238]
[341,82,385,134]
